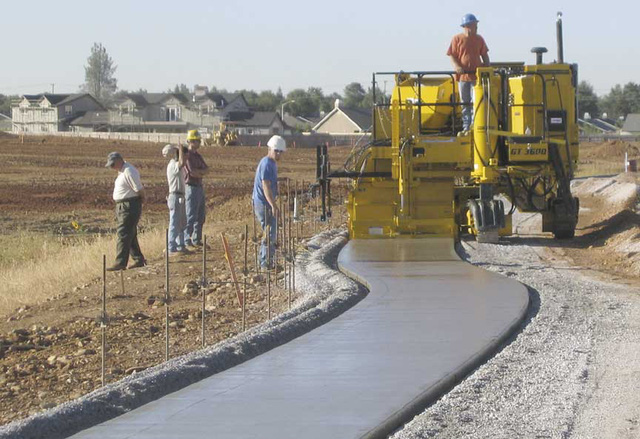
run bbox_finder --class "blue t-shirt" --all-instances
[252,156,278,206]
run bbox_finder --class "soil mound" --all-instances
[582,141,640,162]
[572,174,640,276]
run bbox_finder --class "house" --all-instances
[282,114,320,133]
[312,100,372,134]
[228,111,284,135]
[107,93,195,132]
[579,117,618,134]
[14,88,283,138]
[89,91,256,134]
[12,93,105,134]
[621,114,640,135]
[68,111,110,132]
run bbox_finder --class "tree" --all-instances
[286,89,318,117]
[343,82,366,108]
[600,82,640,120]
[255,90,281,112]
[322,92,342,113]
[0,94,19,117]
[363,85,386,108]
[171,84,190,94]
[577,81,599,119]
[209,85,230,95]
[82,43,118,102]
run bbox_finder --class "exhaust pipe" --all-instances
[556,12,564,63]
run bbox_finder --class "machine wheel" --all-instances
[553,227,575,240]
[550,198,578,240]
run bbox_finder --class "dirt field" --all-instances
[0,133,351,424]
[0,133,637,426]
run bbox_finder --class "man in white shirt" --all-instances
[162,144,189,255]
[105,152,146,271]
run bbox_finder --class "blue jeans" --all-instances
[254,201,277,268]
[184,184,205,246]
[167,193,186,252]
[459,80,475,131]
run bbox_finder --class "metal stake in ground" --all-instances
[274,209,279,288]
[315,184,319,233]
[202,235,208,348]
[252,200,259,274]
[243,224,248,332]
[101,254,107,387]
[294,179,299,241]
[267,225,271,320]
[288,194,293,308]
[281,192,287,291]
[301,180,305,239]
[165,229,170,362]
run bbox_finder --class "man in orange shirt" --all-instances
[447,13,490,132]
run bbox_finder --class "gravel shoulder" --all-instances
[391,211,640,438]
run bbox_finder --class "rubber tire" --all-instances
[553,227,575,239]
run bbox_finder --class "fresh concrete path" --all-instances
[70,238,528,439]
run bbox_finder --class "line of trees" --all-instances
[80,43,382,118]
[3,42,640,124]
[578,81,640,123]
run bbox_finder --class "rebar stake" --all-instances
[288,193,293,309]
[202,235,207,348]
[281,193,287,291]
[253,200,259,274]
[274,208,279,288]
[315,184,319,234]
[165,229,170,362]
[267,226,271,320]
[101,255,107,387]
[243,224,248,331]
[301,180,306,239]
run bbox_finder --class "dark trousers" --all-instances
[115,198,145,266]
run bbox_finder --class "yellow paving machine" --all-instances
[317,14,579,242]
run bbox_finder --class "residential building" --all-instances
[579,117,618,134]
[621,114,640,135]
[13,88,283,138]
[312,100,372,134]
[282,114,320,133]
[12,94,105,134]
[230,111,284,135]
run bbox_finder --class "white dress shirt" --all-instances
[113,162,144,201]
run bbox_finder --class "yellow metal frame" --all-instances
[345,63,578,240]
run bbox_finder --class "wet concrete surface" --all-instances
[69,238,528,439]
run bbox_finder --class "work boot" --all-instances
[106,264,126,272]
[128,259,147,269]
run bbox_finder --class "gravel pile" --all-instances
[0,228,366,439]
[391,217,640,438]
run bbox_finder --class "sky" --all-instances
[1,0,638,98]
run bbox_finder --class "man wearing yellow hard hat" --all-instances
[183,130,209,248]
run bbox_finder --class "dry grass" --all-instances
[0,228,167,314]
